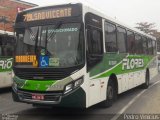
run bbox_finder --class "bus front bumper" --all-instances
[12,87,62,104]
[12,86,86,108]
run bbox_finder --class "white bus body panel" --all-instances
[0,71,12,88]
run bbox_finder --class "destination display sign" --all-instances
[15,55,37,63]
[15,55,38,67]
[24,8,72,22]
[16,4,82,23]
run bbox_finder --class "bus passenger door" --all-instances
[86,25,103,105]
[85,13,103,106]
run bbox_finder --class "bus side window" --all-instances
[135,34,143,54]
[148,39,153,55]
[127,30,135,54]
[117,27,127,53]
[105,22,117,52]
[87,26,103,55]
[152,40,156,55]
[142,37,148,55]
[2,37,15,57]
[0,38,2,56]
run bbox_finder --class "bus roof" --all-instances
[18,2,156,40]
[83,3,156,40]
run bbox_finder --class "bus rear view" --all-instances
[12,3,86,108]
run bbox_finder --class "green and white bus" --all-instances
[0,30,14,88]
[12,3,158,108]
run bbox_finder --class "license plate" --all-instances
[32,94,44,100]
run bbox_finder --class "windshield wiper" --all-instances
[46,22,62,42]
[44,26,48,54]
[34,27,39,54]
[45,22,62,55]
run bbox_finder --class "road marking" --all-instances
[111,80,160,120]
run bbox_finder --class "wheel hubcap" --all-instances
[108,86,113,99]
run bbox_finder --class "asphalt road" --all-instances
[0,74,160,120]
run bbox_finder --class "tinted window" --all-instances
[117,27,127,53]
[142,37,148,54]
[127,30,135,54]
[157,40,160,52]
[104,22,117,52]
[148,39,153,55]
[0,36,15,56]
[87,26,103,54]
[152,40,156,55]
[135,34,143,54]
[0,39,2,56]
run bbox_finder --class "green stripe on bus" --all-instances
[22,80,57,91]
[0,57,13,72]
[90,54,154,79]
[89,53,127,77]
[13,76,57,91]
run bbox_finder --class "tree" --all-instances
[135,22,160,38]
[135,22,160,52]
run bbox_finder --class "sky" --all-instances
[23,0,160,31]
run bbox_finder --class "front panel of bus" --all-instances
[12,3,87,108]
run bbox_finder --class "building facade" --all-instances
[0,0,37,32]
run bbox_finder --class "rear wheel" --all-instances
[101,80,117,108]
[142,70,150,89]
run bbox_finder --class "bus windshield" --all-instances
[15,23,84,68]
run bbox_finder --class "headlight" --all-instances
[64,76,83,94]
[64,83,73,94]
[74,77,83,88]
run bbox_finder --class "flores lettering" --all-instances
[122,58,144,70]
[0,58,13,70]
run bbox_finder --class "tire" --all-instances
[101,80,117,108]
[12,88,20,102]
[142,70,150,89]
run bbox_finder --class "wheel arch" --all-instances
[146,68,150,78]
[146,68,150,73]
[107,73,118,95]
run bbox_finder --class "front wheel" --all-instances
[12,88,20,102]
[101,80,117,108]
